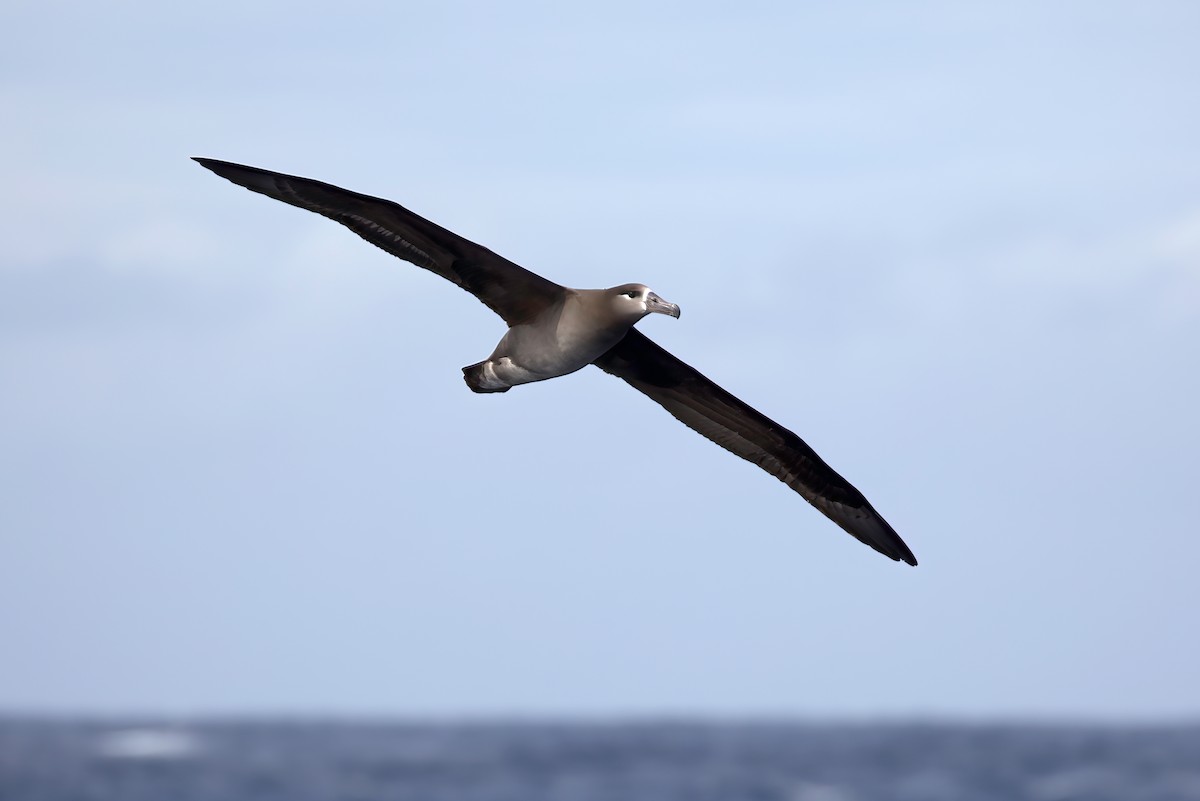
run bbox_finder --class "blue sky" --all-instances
[2,1,1198,719]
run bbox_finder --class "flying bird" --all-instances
[194,158,917,566]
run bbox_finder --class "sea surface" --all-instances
[2,719,1198,801]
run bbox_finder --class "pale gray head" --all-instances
[607,283,681,322]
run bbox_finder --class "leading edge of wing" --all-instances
[193,157,565,326]
[593,330,917,566]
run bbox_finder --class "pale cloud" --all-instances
[971,208,1200,321]
[1152,208,1200,318]
[0,172,130,271]
[1154,207,1200,263]
[99,217,221,279]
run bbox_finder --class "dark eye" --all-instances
[625,291,638,298]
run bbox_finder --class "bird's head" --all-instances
[608,283,681,322]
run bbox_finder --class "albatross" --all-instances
[194,157,917,566]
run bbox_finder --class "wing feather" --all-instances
[193,158,565,325]
[594,330,917,565]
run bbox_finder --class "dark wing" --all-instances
[193,158,565,326]
[594,330,917,565]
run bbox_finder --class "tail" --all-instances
[462,361,510,394]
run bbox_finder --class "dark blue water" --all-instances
[2,719,1198,801]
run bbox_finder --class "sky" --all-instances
[2,1,1199,721]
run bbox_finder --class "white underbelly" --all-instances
[481,324,624,389]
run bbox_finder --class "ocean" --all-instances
[1,719,1198,801]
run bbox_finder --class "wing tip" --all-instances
[192,156,240,183]
[849,511,918,567]
[192,156,245,181]
[872,541,918,566]
[876,530,918,567]
[192,157,286,200]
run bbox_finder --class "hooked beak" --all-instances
[646,292,681,319]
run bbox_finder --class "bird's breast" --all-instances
[488,304,631,383]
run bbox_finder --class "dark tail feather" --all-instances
[462,361,510,393]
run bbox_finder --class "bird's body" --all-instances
[194,157,917,566]
[465,285,679,393]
